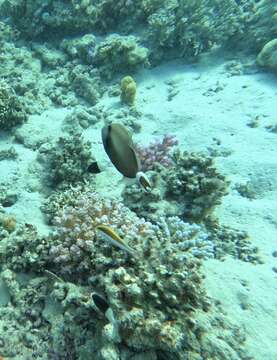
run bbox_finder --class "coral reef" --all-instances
[123,149,229,222]
[0,213,16,233]
[62,105,102,133]
[40,133,94,187]
[154,216,215,259]
[102,105,142,133]
[120,76,136,106]
[134,134,178,172]
[122,183,261,263]
[122,173,165,221]
[48,189,151,277]
[0,81,27,130]
[0,269,51,358]
[92,35,149,79]
[32,43,67,69]
[257,38,277,73]
[240,0,277,53]
[0,183,18,208]
[205,217,262,264]
[164,150,229,222]
[0,0,141,39]
[0,189,250,359]
[60,34,96,64]
[145,0,244,63]
[0,3,267,359]
[68,65,103,105]
[1,0,249,65]
[0,146,18,161]
[0,21,105,112]
[0,223,50,271]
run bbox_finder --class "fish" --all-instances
[91,292,121,341]
[91,292,109,314]
[87,161,101,174]
[101,123,140,178]
[101,123,152,192]
[136,171,152,192]
[96,224,137,256]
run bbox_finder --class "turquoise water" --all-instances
[0,1,276,359]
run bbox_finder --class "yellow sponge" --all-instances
[120,76,136,106]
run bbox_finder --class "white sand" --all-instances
[0,52,276,358]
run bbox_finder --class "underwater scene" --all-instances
[0,0,276,359]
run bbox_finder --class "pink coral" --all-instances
[134,134,178,172]
[49,190,152,276]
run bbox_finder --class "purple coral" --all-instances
[134,134,178,172]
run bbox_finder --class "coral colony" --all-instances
[134,135,178,172]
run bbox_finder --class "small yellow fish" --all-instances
[96,224,136,256]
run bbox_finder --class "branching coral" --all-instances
[0,223,50,272]
[123,149,229,222]
[0,81,27,130]
[0,269,51,358]
[92,35,149,79]
[205,217,262,264]
[145,0,244,63]
[165,149,229,222]
[49,189,151,277]
[134,134,178,172]
[43,133,94,187]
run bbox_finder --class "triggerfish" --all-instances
[96,224,137,256]
[101,123,152,192]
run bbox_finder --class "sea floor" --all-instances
[0,51,277,359]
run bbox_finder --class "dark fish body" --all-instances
[91,293,109,314]
[101,123,140,178]
[87,161,101,174]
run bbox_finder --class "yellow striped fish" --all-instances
[96,224,136,256]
